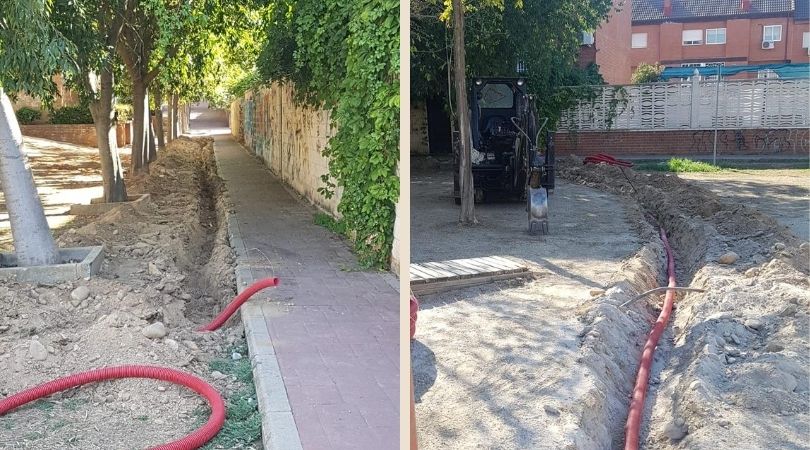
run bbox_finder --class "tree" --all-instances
[0,0,69,266]
[631,62,664,84]
[411,0,613,123]
[54,0,130,203]
[256,0,399,268]
[452,0,475,224]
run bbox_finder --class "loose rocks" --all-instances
[29,339,48,361]
[718,252,739,265]
[70,286,91,304]
[142,322,168,339]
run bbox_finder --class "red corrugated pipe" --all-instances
[0,277,280,449]
[624,229,677,449]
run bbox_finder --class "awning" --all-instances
[660,63,810,80]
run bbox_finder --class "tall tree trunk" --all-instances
[453,0,475,224]
[88,67,128,203]
[131,78,149,174]
[171,94,179,139]
[0,90,60,266]
[153,89,165,151]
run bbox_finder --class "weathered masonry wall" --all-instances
[230,85,402,270]
[410,101,430,155]
[21,123,130,148]
[554,127,810,156]
[230,83,341,217]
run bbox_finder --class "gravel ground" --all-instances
[412,162,809,449]
[560,158,809,450]
[677,169,809,241]
[0,138,260,449]
[411,170,650,448]
[0,137,131,251]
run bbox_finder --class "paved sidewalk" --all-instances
[213,134,399,449]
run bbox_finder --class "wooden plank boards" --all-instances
[410,256,530,295]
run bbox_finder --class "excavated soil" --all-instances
[559,157,809,449]
[0,137,255,449]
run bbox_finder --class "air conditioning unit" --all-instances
[762,40,774,49]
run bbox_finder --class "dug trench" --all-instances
[558,157,809,449]
[0,137,261,449]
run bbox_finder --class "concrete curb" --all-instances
[0,246,105,283]
[213,137,304,450]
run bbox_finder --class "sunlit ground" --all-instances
[0,136,131,251]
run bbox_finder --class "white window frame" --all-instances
[631,33,648,48]
[681,62,725,81]
[763,25,782,42]
[581,31,595,46]
[705,28,726,45]
[682,29,703,46]
[757,69,779,79]
[802,31,810,48]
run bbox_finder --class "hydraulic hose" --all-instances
[199,277,279,331]
[0,277,280,449]
[624,229,677,450]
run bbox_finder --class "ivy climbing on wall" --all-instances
[256,0,399,269]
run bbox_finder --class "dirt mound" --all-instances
[0,138,254,449]
[558,158,809,449]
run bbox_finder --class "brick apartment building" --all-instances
[583,0,810,83]
[579,0,634,84]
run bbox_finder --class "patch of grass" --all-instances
[62,398,87,412]
[635,158,722,173]
[48,419,68,431]
[314,212,347,236]
[33,400,55,413]
[202,343,261,449]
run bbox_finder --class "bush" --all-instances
[631,63,664,84]
[15,107,42,124]
[49,105,94,124]
[115,104,133,123]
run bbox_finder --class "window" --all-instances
[479,83,515,109]
[706,28,726,45]
[803,32,810,48]
[681,62,725,80]
[682,30,703,45]
[763,25,782,42]
[758,69,779,79]
[632,33,648,48]
[581,31,595,45]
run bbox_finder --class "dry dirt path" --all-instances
[0,137,131,251]
[677,169,809,241]
[411,171,647,449]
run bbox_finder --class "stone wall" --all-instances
[231,83,341,216]
[20,123,130,148]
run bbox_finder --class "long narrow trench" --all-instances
[560,159,806,449]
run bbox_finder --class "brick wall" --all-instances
[555,128,810,157]
[594,0,633,84]
[21,123,130,148]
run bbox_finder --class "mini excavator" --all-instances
[453,77,555,233]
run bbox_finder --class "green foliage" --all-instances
[227,70,262,100]
[638,158,723,173]
[631,63,664,84]
[202,346,261,449]
[49,105,94,124]
[314,212,347,235]
[15,107,42,124]
[411,0,613,126]
[257,0,399,268]
[115,104,133,122]
[0,0,76,100]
